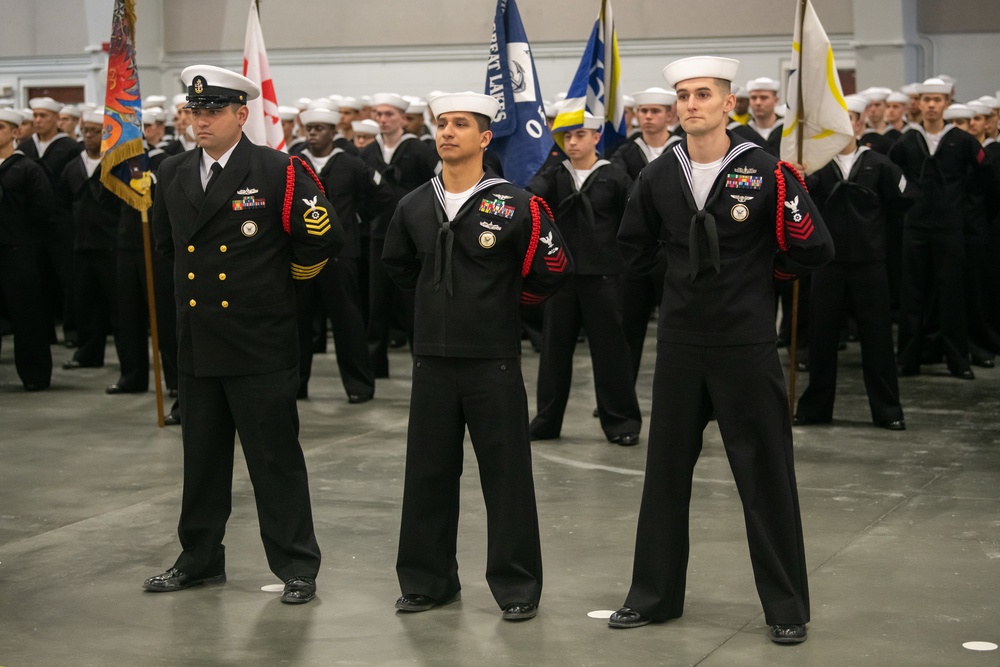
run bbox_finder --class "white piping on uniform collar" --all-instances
[561,158,611,192]
[430,173,509,216]
[672,138,758,200]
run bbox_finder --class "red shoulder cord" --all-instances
[523,196,553,277]
[282,155,326,234]
[773,160,807,252]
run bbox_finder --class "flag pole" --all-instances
[788,0,808,421]
[139,207,166,427]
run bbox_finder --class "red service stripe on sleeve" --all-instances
[786,212,814,240]
[773,268,796,280]
[543,249,568,273]
[520,292,545,304]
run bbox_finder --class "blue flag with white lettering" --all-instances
[485,0,552,188]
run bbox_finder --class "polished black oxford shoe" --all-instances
[63,359,100,370]
[876,419,906,431]
[347,392,374,404]
[395,591,461,612]
[163,413,181,426]
[609,432,640,446]
[608,606,651,628]
[770,623,807,644]
[951,369,975,380]
[142,567,225,592]
[106,383,143,395]
[281,577,316,604]
[502,602,537,621]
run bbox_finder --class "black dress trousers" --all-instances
[797,261,903,425]
[175,366,321,581]
[532,274,641,440]
[0,245,53,387]
[396,355,543,608]
[624,341,810,625]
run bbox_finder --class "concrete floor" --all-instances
[1,332,998,667]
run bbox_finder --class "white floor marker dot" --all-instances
[963,641,998,651]
[588,610,616,619]
[261,584,284,593]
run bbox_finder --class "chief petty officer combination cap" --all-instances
[662,57,741,88]
[428,92,500,121]
[181,64,260,109]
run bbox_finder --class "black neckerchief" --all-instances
[673,135,758,282]
[429,172,508,295]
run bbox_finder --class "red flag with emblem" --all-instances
[242,0,284,150]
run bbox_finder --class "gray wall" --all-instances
[1,0,998,108]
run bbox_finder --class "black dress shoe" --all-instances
[592,407,599,418]
[163,413,181,426]
[24,382,50,392]
[971,356,995,369]
[63,359,99,370]
[529,431,559,441]
[142,567,225,592]
[502,602,537,621]
[168,388,178,398]
[280,577,316,604]
[609,433,640,446]
[770,623,807,644]
[347,392,374,404]
[951,369,975,380]
[106,383,144,395]
[876,419,906,431]
[608,606,651,629]
[395,591,461,612]
[795,361,809,372]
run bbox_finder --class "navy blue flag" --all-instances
[485,0,552,188]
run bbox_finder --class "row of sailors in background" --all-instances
[7,72,997,160]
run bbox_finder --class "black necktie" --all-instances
[205,161,222,193]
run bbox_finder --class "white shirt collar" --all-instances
[200,141,239,185]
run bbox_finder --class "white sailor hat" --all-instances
[556,92,567,101]
[733,86,749,99]
[141,107,166,124]
[935,74,956,90]
[0,108,24,126]
[843,95,869,115]
[859,87,892,102]
[351,119,380,135]
[59,105,81,118]
[661,57,740,88]
[581,112,604,130]
[900,83,920,96]
[181,64,259,108]
[82,110,104,126]
[966,101,992,117]
[172,93,188,108]
[746,77,781,93]
[632,87,677,107]
[371,93,410,111]
[144,94,167,107]
[299,107,341,127]
[295,97,312,111]
[307,98,333,111]
[328,94,343,104]
[622,95,636,109]
[360,95,373,106]
[19,108,34,123]
[975,95,999,110]
[886,92,910,104]
[775,103,788,117]
[29,97,63,113]
[277,106,299,121]
[338,96,363,110]
[406,100,428,115]
[917,78,952,95]
[428,92,500,121]
[943,104,972,121]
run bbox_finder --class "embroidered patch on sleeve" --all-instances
[301,196,330,236]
